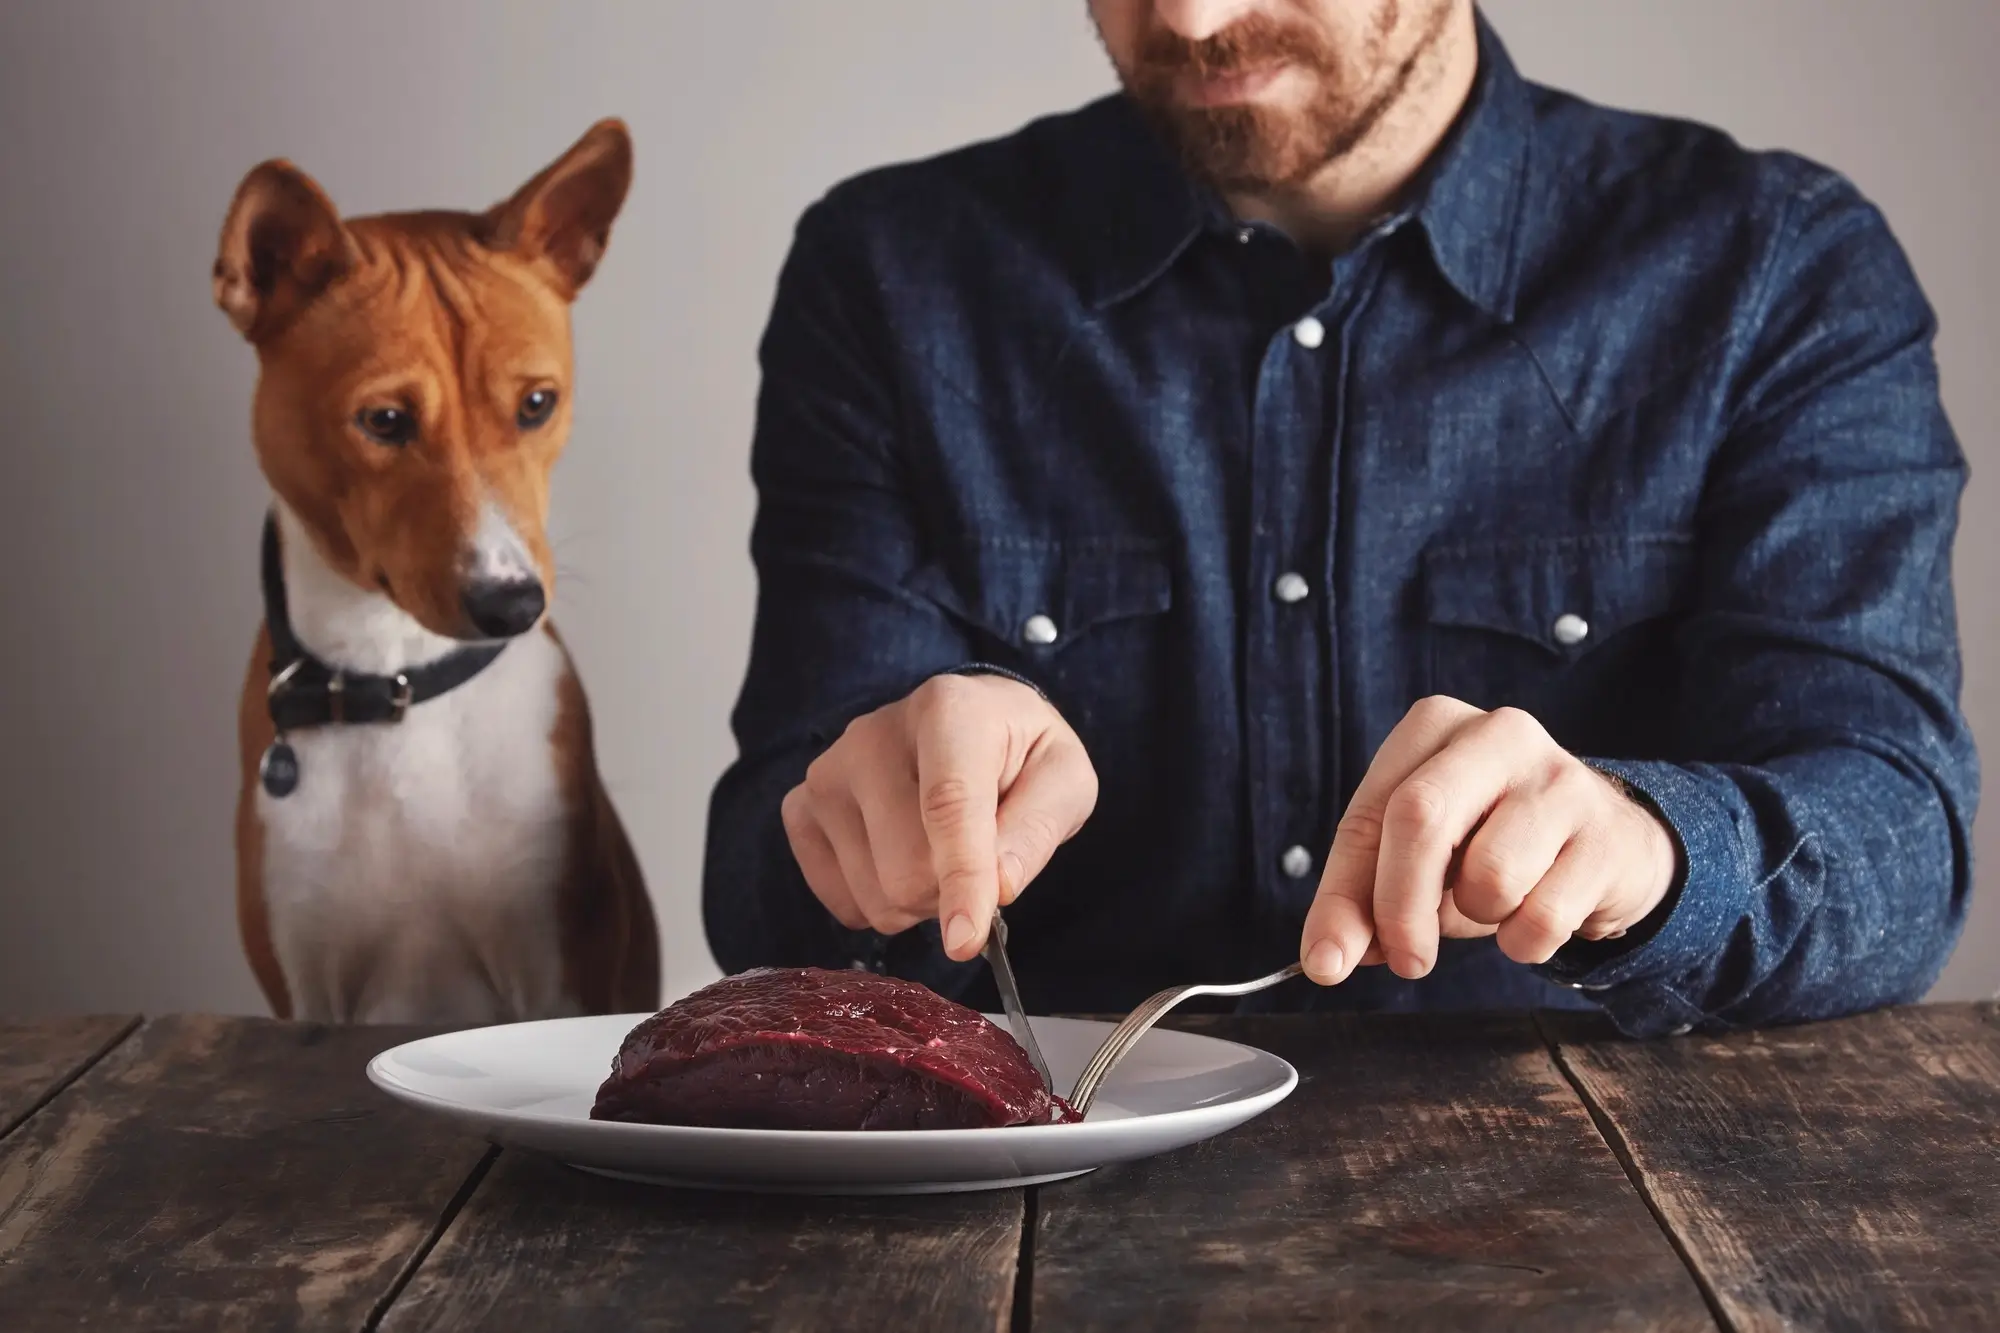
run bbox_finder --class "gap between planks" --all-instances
[1531,1011,1735,1333]
[0,1015,142,1146]
[1010,1185,1038,1333]
[364,1145,500,1332]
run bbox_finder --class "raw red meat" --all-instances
[589,967,1078,1130]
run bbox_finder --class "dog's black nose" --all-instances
[461,577,546,639]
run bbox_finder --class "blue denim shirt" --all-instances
[703,19,1977,1037]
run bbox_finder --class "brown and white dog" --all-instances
[215,120,659,1025]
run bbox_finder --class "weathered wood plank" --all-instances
[1548,1001,2000,1333]
[381,1149,1022,1333]
[0,1015,138,1141]
[0,1015,490,1331]
[1032,1013,1715,1332]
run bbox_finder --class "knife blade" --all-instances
[982,909,1055,1093]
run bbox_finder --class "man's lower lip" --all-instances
[1177,65,1284,107]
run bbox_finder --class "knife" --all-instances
[982,909,1055,1093]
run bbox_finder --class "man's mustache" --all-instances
[1133,14,1331,83]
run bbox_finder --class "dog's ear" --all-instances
[482,118,632,300]
[213,161,354,342]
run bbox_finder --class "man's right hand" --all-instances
[780,674,1099,962]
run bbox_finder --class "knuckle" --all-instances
[1487,705,1548,744]
[803,753,843,798]
[920,776,981,827]
[1514,894,1573,941]
[1007,807,1065,863]
[1385,779,1451,841]
[1459,842,1529,904]
[873,905,924,935]
[832,709,874,750]
[933,863,993,916]
[935,862,987,896]
[1410,694,1475,730]
[1549,756,1599,800]
[1334,804,1388,850]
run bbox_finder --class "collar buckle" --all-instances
[388,672,413,723]
[267,657,305,703]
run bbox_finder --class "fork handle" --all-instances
[1068,962,1304,1114]
[1182,961,1304,1001]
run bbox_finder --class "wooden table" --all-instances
[1,1005,1994,1331]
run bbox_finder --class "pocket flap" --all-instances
[1423,534,1693,654]
[905,539,1173,650]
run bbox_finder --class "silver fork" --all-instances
[1066,961,1303,1116]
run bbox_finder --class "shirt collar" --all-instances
[1406,12,1532,323]
[1078,11,1532,323]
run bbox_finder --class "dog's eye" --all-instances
[517,388,559,430]
[355,406,416,447]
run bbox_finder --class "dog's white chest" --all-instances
[257,629,577,1025]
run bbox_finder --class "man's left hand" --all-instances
[1300,696,1678,985]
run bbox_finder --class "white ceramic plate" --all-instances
[368,1012,1297,1195]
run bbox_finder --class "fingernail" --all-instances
[1390,949,1431,978]
[1304,940,1345,983]
[943,913,978,957]
[999,852,1025,900]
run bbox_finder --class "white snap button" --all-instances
[1280,845,1314,879]
[1552,612,1590,646]
[1272,571,1310,604]
[1022,613,1059,646]
[1235,226,1254,244]
[1292,315,1326,349]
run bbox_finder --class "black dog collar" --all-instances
[258,512,507,795]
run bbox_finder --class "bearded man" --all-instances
[703,1,1977,1036]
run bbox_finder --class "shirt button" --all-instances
[1552,612,1590,646]
[1022,613,1060,646]
[1235,225,1254,244]
[1292,315,1326,349]
[1272,571,1310,604]
[1280,845,1314,879]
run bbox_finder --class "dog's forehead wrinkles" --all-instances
[333,217,564,439]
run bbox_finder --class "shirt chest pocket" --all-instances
[1422,534,1694,739]
[905,539,1174,725]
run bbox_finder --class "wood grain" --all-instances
[0,1015,137,1141]
[1548,1002,2000,1333]
[1031,1013,1715,1332]
[0,1015,490,1332]
[380,1149,1022,1333]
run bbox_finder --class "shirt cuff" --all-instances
[944,661,1048,701]
[1538,758,1750,994]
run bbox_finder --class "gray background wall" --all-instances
[1,0,1994,1015]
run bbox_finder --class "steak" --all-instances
[589,967,1077,1130]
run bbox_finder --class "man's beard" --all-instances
[1117,3,1446,192]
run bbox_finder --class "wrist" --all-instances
[1593,766,1680,934]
